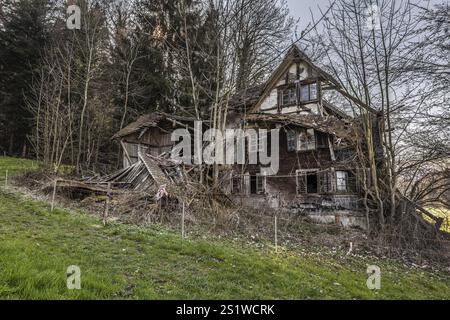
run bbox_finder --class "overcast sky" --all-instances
[286,0,331,30]
[286,0,449,31]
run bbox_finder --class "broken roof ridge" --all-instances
[112,111,212,140]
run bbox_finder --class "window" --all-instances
[310,83,318,100]
[307,172,318,193]
[318,170,333,193]
[298,169,336,194]
[249,174,265,195]
[336,171,349,192]
[286,129,297,152]
[298,128,316,151]
[297,171,307,194]
[316,132,329,148]
[232,176,242,194]
[297,170,319,194]
[287,128,316,152]
[299,82,318,103]
[279,82,320,108]
[280,87,297,106]
[257,174,265,194]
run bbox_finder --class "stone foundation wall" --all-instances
[232,193,367,229]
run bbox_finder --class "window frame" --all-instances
[298,81,319,104]
[297,128,316,151]
[286,129,297,152]
[296,169,319,195]
[336,170,349,193]
[279,86,297,107]
[277,80,320,108]
[231,175,242,194]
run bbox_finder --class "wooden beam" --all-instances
[325,84,378,115]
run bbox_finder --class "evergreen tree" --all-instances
[0,0,55,155]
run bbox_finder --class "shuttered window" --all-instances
[296,171,307,194]
[318,170,334,194]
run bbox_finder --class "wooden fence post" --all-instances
[181,201,185,239]
[4,170,8,188]
[103,183,112,226]
[51,179,58,212]
[274,215,278,253]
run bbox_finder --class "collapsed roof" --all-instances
[112,112,205,140]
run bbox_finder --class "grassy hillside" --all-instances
[0,157,449,300]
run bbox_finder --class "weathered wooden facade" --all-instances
[112,113,203,168]
[226,45,369,228]
[113,45,372,228]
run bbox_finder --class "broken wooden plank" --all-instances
[138,151,171,187]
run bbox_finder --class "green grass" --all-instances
[0,156,449,300]
[0,157,38,184]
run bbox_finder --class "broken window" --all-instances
[297,170,319,194]
[297,128,316,151]
[336,171,349,192]
[307,173,318,193]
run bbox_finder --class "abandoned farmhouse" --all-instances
[112,45,374,228]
